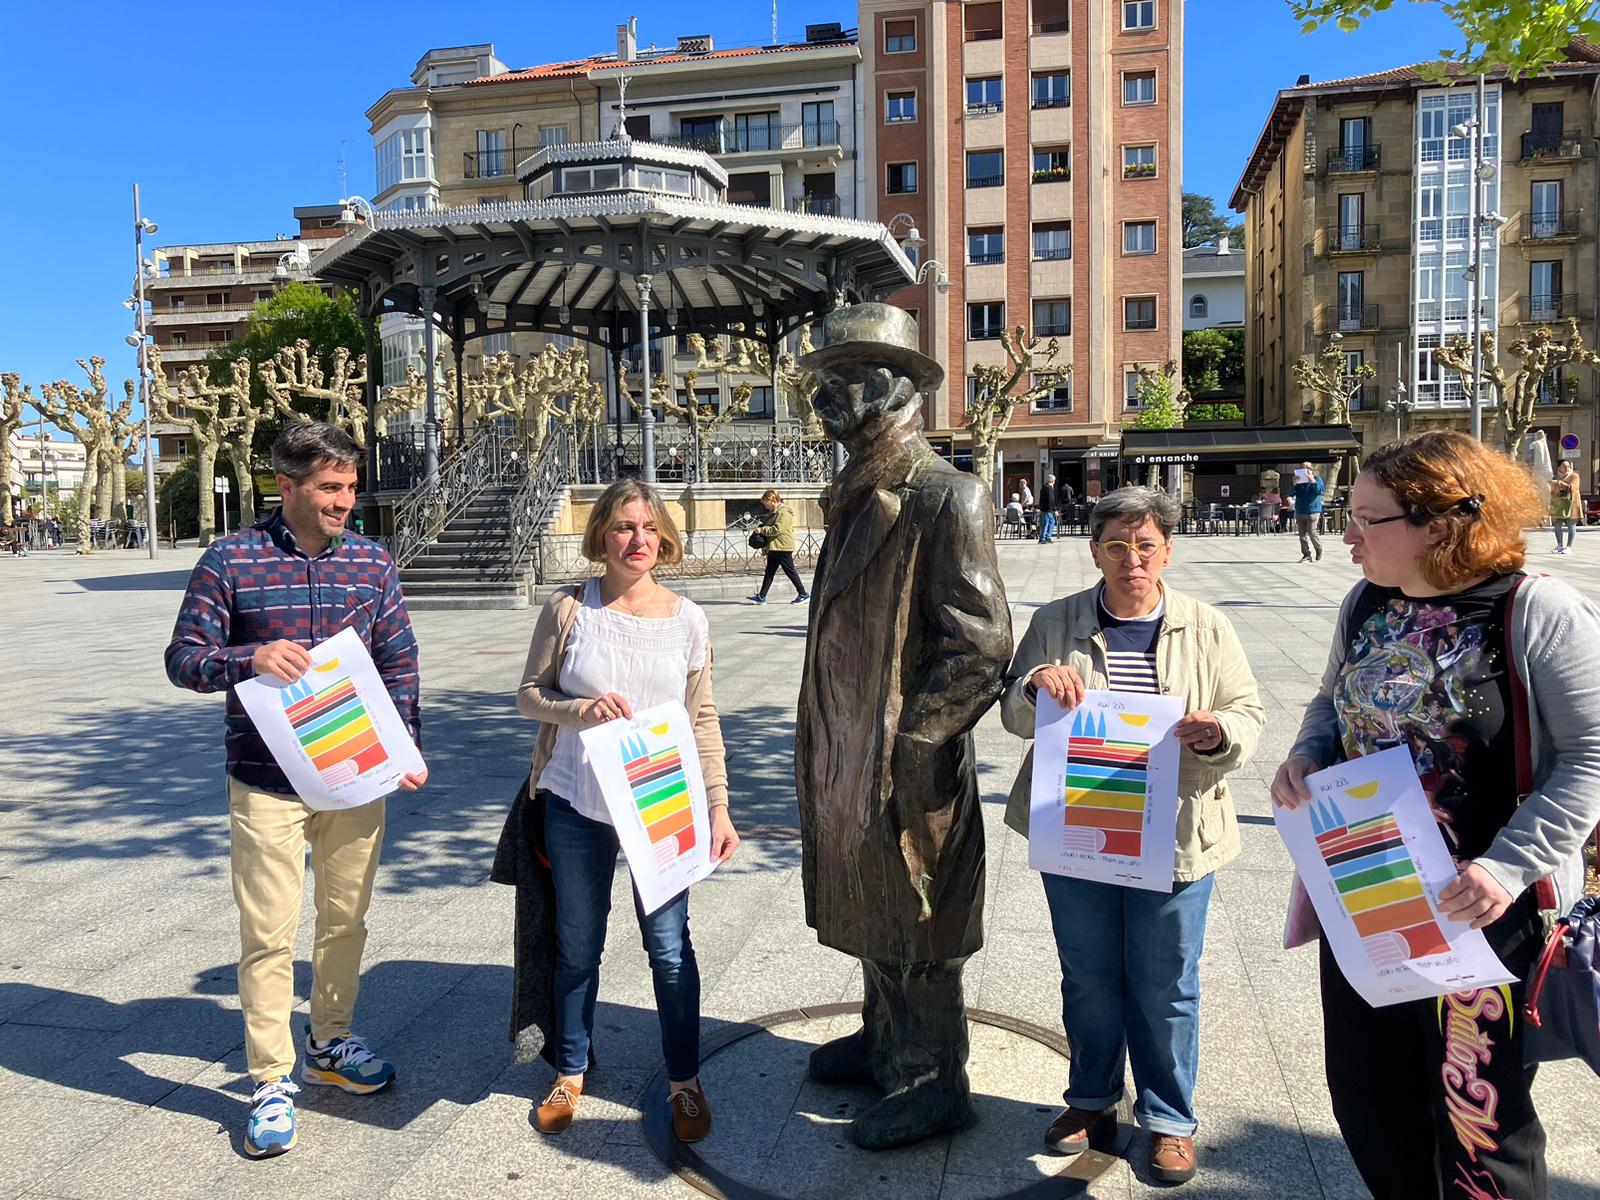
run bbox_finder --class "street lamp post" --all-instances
[131,183,158,558]
[638,273,657,483]
[1452,75,1496,441]
[1388,381,1414,441]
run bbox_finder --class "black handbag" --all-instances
[748,530,771,549]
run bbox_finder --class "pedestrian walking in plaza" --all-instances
[1549,458,1581,555]
[1001,485,1265,1186]
[746,487,809,604]
[1038,474,1058,543]
[1271,431,1600,1200]
[1292,461,1324,561]
[165,422,425,1159]
[515,477,740,1143]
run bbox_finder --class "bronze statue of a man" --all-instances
[794,303,1012,1149]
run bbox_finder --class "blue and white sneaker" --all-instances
[245,1077,300,1158]
[300,1030,396,1094]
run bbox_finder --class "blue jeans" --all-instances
[1040,872,1215,1136]
[1038,511,1057,542]
[543,793,701,1082]
[1554,518,1577,549]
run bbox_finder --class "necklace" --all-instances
[605,578,659,616]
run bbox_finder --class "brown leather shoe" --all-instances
[669,1086,712,1142]
[1149,1133,1197,1184]
[1044,1106,1116,1155]
[533,1077,583,1134]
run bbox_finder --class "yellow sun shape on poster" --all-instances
[1118,713,1152,728]
[313,658,341,673]
[650,723,671,736]
[1343,781,1380,800]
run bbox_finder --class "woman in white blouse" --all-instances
[516,479,739,1143]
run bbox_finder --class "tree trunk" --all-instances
[111,455,128,518]
[95,447,114,519]
[971,427,997,492]
[228,437,256,526]
[196,440,219,547]
[74,451,98,553]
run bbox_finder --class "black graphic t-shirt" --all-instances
[1334,573,1521,862]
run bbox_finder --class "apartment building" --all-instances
[364,24,860,421]
[861,0,1183,498]
[144,205,346,474]
[1231,43,1600,483]
[1183,237,1245,329]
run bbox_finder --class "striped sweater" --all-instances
[165,509,421,795]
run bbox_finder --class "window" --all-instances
[679,115,726,153]
[1123,221,1157,254]
[561,165,621,191]
[886,91,917,123]
[1032,72,1069,109]
[207,328,232,343]
[968,302,1005,340]
[1190,295,1208,319]
[1032,147,1070,182]
[968,227,1004,264]
[746,386,775,418]
[1123,0,1155,30]
[966,77,1003,114]
[375,127,432,193]
[1531,260,1563,318]
[206,292,225,306]
[887,161,918,194]
[885,18,916,52]
[1337,270,1366,327]
[1034,375,1073,412]
[1032,0,1069,34]
[1122,144,1157,179]
[1123,70,1156,105]
[967,150,1004,188]
[1033,221,1071,260]
[169,295,187,308]
[1531,180,1563,237]
[170,331,187,346]
[1337,117,1373,170]
[964,1,1003,42]
[1124,297,1157,330]
[1034,299,1071,337]
[475,129,507,177]
[538,125,568,147]
[734,111,780,152]
[802,101,837,147]
[1124,370,1145,407]
[1337,193,1365,248]
[175,438,191,457]
[636,166,692,194]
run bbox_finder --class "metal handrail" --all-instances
[1327,145,1380,173]
[392,423,527,568]
[1323,223,1381,252]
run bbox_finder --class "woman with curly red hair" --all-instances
[1271,431,1600,1199]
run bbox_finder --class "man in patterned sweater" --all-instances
[166,422,425,1158]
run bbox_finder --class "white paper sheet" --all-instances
[234,626,424,811]
[579,701,715,915]
[1274,746,1516,1007]
[1029,690,1185,891]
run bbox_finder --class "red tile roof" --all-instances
[461,39,856,87]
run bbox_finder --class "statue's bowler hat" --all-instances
[798,303,944,392]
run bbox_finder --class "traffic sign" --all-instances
[1560,433,1581,460]
[213,476,231,493]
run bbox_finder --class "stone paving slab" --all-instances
[2,530,1599,1198]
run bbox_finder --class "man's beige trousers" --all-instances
[228,777,385,1081]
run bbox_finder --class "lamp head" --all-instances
[935,272,952,294]
[125,333,143,347]
[121,298,137,311]
[1451,122,1471,138]
[900,226,927,252]
[138,218,158,235]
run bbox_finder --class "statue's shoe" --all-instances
[807,1029,878,1087]
[849,1081,973,1150]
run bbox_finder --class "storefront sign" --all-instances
[1131,453,1201,466]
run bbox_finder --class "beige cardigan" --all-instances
[516,584,730,808]
[1000,584,1265,882]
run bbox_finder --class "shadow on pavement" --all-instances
[71,569,199,593]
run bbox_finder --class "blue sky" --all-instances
[0,0,1462,411]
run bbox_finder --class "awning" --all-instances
[1120,424,1360,467]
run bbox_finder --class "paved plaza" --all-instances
[2,529,1599,1199]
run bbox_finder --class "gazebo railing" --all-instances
[392,423,527,568]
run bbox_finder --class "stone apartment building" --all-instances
[860,0,1183,499]
[364,23,862,424]
[144,205,347,475]
[1231,43,1600,487]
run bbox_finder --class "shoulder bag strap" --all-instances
[1504,575,1560,913]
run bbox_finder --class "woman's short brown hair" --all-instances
[761,488,782,505]
[581,479,685,565]
[1361,431,1544,590]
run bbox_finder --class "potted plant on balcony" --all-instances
[1032,166,1070,183]
[1124,162,1157,179]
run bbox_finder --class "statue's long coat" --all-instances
[795,422,1011,964]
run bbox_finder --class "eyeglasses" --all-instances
[1347,511,1412,532]
[1096,538,1165,561]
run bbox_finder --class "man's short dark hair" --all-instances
[272,422,363,481]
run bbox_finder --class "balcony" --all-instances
[965,100,1004,117]
[1345,381,1378,412]
[1323,223,1381,253]
[1520,129,1584,161]
[1032,94,1069,110]
[1326,144,1380,174]
[1033,244,1071,261]
[463,148,516,179]
[1520,211,1581,242]
[968,174,1006,189]
[1031,167,1070,184]
[968,250,1004,265]
[658,120,847,157]
[1316,304,1379,333]
[1521,294,1584,324]
[789,192,842,217]
[1035,321,1071,337]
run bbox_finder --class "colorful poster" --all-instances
[1275,746,1516,1007]
[234,626,424,810]
[1029,690,1184,891]
[580,701,715,914]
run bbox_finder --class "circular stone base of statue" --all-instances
[641,1003,1133,1199]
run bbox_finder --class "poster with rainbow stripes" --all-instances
[1029,691,1184,891]
[1275,746,1514,1007]
[235,627,424,810]
[580,701,715,914]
